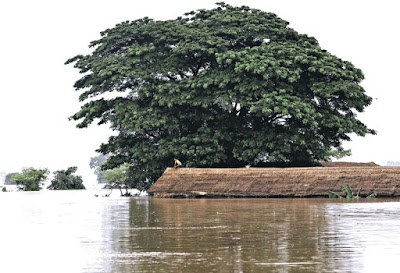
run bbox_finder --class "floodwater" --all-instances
[1,191,400,273]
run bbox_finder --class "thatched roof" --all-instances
[147,166,400,198]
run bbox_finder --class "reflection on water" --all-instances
[1,191,400,273]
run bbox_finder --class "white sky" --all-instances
[1,0,399,184]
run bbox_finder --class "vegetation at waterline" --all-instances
[66,2,375,191]
[100,163,132,196]
[47,166,86,190]
[327,184,377,199]
[5,166,85,191]
[11,168,49,191]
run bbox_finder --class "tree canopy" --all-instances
[47,167,86,190]
[66,2,375,190]
[11,168,49,191]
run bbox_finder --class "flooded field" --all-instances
[1,191,400,272]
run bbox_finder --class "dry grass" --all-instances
[148,166,400,198]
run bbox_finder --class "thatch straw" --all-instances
[319,162,379,167]
[148,166,400,198]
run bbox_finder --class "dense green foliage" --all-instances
[11,168,49,191]
[66,3,375,190]
[47,167,86,190]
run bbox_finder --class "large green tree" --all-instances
[47,167,86,190]
[11,168,49,191]
[66,3,375,190]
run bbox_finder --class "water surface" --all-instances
[1,191,399,272]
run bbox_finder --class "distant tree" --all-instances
[4,173,18,185]
[47,167,86,190]
[66,3,375,190]
[11,168,49,191]
[89,154,109,183]
[1,186,6,192]
[100,163,131,196]
[386,161,400,166]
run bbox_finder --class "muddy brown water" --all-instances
[1,191,400,272]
